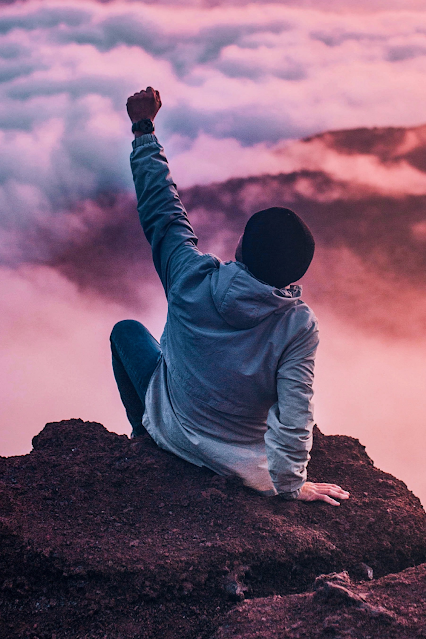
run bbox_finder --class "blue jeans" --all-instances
[110,320,162,437]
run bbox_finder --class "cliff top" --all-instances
[0,419,425,639]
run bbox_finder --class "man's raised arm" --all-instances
[127,87,200,294]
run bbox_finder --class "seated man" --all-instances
[110,86,349,506]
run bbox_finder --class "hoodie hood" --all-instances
[210,261,302,329]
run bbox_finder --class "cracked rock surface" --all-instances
[0,419,425,639]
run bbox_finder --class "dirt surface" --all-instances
[0,419,425,639]
[212,565,426,638]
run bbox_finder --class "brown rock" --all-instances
[0,419,424,639]
[212,564,426,638]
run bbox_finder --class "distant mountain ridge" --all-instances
[24,122,426,335]
[179,123,426,335]
[303,123,426,170]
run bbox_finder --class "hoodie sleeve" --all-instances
[130,134,201,295]
[264,319,319,498]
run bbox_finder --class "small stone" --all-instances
[358,563,374,580]
[314,582,364,606]
[314,573,365,607]
[314,571,351,589]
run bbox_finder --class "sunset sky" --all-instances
[1,0,426,505]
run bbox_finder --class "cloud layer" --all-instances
[2,0,426,507]
[0,1,426,273]
[1,0,426,320]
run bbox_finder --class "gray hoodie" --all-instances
[131,134,319,498]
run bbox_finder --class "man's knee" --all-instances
[110,319,143,346]
[110,319,140,338]
[110,319,156,350]
[110,320,161,366]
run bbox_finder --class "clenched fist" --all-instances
[126,86,162,123]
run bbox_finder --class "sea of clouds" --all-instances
[1,0,426,504]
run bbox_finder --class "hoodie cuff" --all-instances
[132,134,159,149]
[278,487,302,500]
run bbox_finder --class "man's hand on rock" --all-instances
[126,86,162,124]
[297,482,350,506]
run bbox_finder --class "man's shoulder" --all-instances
[295,299,318,326]
[166,245,222,296]
[283,298,319,344]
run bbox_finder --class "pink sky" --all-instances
[1,0,426,505]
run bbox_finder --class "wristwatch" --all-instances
[132,119,155,134]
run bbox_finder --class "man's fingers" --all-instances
[315,483,349,492]
[318,494,341,506]
[328,490,350,500]
[307,488,341,505]
[128,88,155,99]
[314,484,350,498]
[318,490,349,501]
[297,481,350,506]
[315,483,342,489]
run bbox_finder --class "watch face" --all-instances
[132,119,154,133]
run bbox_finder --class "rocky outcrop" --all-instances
[0,419,425,639]
[213,566,426,639]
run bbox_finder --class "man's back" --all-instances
[113,86,349,506]
[164,255,316,428]
[130,135,318,496]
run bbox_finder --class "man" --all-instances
[110,87,349,506]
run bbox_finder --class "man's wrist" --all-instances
[278,487,302,500]
[132,119,155,137]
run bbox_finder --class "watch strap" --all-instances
[132,119,155,134]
